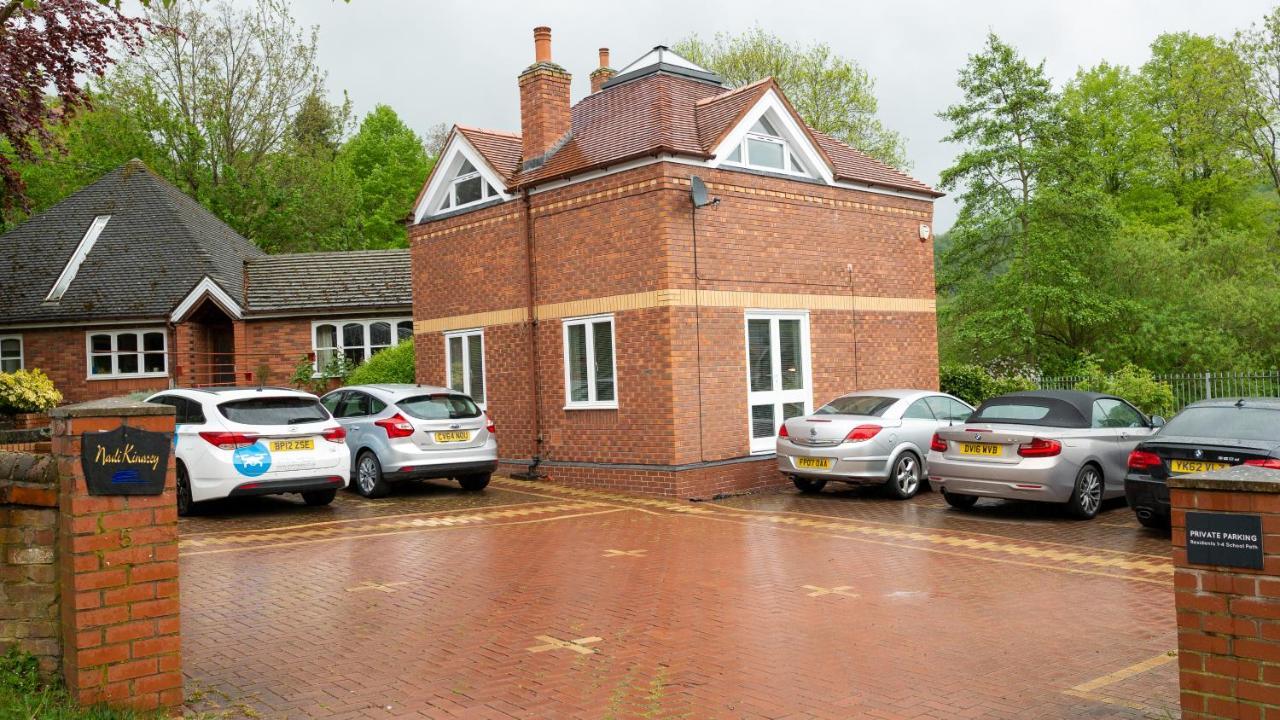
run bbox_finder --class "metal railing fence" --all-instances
[1037,370,1280,413]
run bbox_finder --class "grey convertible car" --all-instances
[777,389,974,499]
[927,390,1163,519]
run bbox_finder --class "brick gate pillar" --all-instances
[50,398,181,711]
[1172,466,1280,719]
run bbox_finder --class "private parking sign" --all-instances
[1185,512,1265,570]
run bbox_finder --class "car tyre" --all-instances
[176,463,194,517]
[942,489,978,509]
[1067,464,1104,520]
[458,473,491,492]
[885,452,922,500]
[792,477,827,493]
[354,450,391,499]
[302,488,338,506]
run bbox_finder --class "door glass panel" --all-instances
[467,337,484,403]
[448,336,464,392]
[747,319,773,392]
[783,402,805,420]
[751,404,776,439]
[592,321,614,402]
[321,392,344,415]
[778,319,802,391]
[566,324,588,402]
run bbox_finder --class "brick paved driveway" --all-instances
[178,479,1179,719]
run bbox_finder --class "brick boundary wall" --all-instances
[1172,467,1280,719]
[0,450,60,675]
[51,398,181,711]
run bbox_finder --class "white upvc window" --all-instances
[312,318,412,372]
[86,328,168,379]
[445,329,486,406]
[0,335,23,373]
[562,314,617,409]
[745,311,812,453]
[723,115,810,176]
[437,159,499,213]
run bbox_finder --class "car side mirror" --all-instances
[1151,416,1166,428]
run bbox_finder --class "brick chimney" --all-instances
[590,48,615,93]
[519,26,572,168]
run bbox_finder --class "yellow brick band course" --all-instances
[415,289,936,334]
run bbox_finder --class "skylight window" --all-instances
[45,215,110,303]
[438,159,499,213]
[724,114,810,176]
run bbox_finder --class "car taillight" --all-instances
[374,413,413,439]
[1127,450,1163,471]
[778,424,789,438]
[486,418,496,434]
[930,433,948,452]
[322,426,347,443]
[1017,438,1062,458]
[198,431,258,450]
[845,424,882,442]
[1245,459,1280,469]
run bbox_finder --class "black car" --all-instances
[1125,397,1280,528]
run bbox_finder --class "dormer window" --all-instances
[724,116,809,176]
[439,159,499,212]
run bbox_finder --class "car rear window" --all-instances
[218,397,329,425]
[398,394,481,420]
[1161,407,1280,442]
[815,396,897,417]
[969,398,1087,428]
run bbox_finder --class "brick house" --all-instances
[0,160,412,404]
[408,28,944,498]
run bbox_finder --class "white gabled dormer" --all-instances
[413,131,513,223]
[709,88,834,185]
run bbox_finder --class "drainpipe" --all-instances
[514,187,545,479]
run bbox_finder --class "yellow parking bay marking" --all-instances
[345,581,409,594]
[1062,651,1178,713]
[602,549,647,557]
[181,499,564,537]
[526,635,602,655]
[492,478,715,515]
[802,585,859,598]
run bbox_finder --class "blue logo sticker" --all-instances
[111,469,143,484]
[173,425,181,449]
[232,442,272,477]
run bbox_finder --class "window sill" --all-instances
[87,371,169,381]
[564,403,619,411]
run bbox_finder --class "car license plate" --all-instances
[1170,459,1230,474]
[270,438,314,452]
[434,431,471,443]
[795,457,832,470]
[960,442,1002,457]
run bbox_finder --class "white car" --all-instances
[146,387,350,515]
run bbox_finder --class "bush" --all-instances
[939,363,1035,406]
[0,369,63,414]
[0,646,40,695]
[290,353,353,395]
[347,340,415,385]
[1073,362,1176,418]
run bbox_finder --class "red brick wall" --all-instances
[0,451,59,675]
[19,327,173,405]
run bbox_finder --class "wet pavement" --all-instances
[179,478,1179,719]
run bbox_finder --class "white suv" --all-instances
[146,387,350,515]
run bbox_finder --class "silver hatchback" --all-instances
[321,384,498,497]
[776,389,974,499]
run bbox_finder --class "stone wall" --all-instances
[0,450,60,675]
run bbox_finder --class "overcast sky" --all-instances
[286,0,1275,231]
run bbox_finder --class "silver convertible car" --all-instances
[928,390,1163,519]
[776,389,974,499]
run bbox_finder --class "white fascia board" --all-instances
[412,133,513,223]
[707,89,835,185]
[170,276,244,322]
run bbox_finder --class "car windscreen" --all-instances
[968,398,1087,428]
[1161,407,1280,443]
[218,397,329,425]
[398,394,481,420]
[814,396,897,417]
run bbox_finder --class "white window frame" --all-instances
[444,328,486,407]
[85,328,168,380]
[0,334,23,373]
[439,162,499,214]
[744,310,813,454]
[562,314,618,410]
[311,317,411,374]
[723,114,810,177]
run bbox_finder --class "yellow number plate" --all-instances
[270,438,314,452]
[960,442,1002,457]
[1170,459,1230,474]
[434,431,471,443]
[795,457,833,470]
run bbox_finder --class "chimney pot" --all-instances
[534,26,552,63]
[598,48,610,69]
[590,46,616,93]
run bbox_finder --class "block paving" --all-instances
[180,478,1180,719]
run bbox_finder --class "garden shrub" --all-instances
[939,363,1035,406]
[1073,362,1176,418]
[0,369,63,414]
[346,340,415,385]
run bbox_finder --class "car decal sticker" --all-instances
[233,442,272,477]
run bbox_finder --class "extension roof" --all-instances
[244,249,411,315]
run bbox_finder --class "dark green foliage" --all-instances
[939,363,1036,406]
[346,341,415,385]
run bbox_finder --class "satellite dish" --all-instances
[690,176,719,208]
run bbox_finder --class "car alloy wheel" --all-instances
[357,455,379,494]
[891,454,920,499]
[1070,465,1103,519]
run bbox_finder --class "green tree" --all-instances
[338,104,433,248]
[674,27,908,169]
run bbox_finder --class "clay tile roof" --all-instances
[455,126,522,182]
[244,249,411,314]
[693,77,774,150]
[810,130,940,196]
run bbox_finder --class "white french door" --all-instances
[745,311,812,454]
